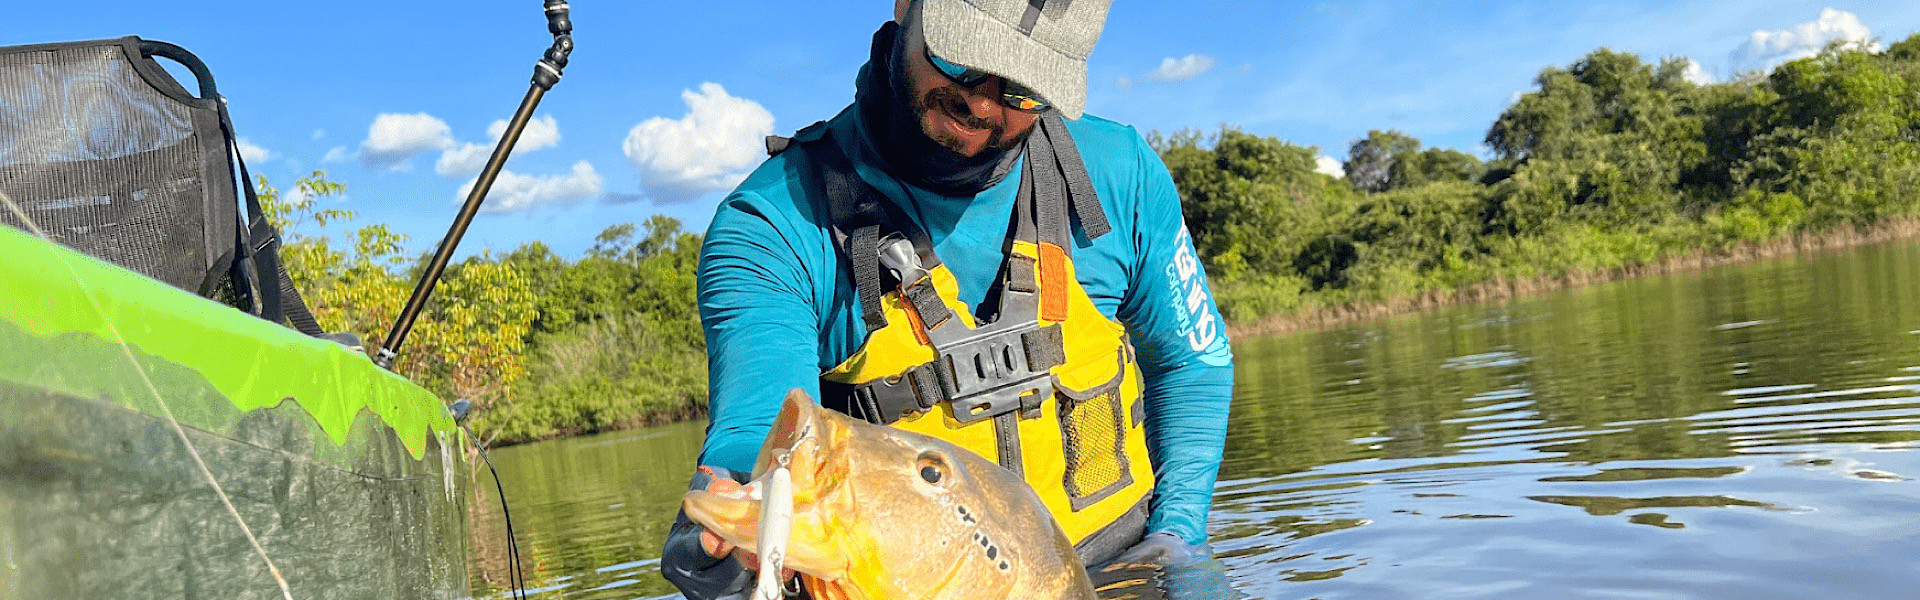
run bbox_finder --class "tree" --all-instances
[263,172,536,440]
[1394,148,1485,190]
[1344,130,1422,193]
[1160,127,1354,278]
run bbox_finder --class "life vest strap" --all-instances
[793,126,943,333]
[900,276,953,330]
[849,361,945,424]
[1006,253,1038,293]
[845,322,1066,426]
[847,224,888,332]
[1034,113,1111,241]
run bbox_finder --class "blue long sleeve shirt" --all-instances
[695,100,1233,546]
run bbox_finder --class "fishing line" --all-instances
[459,419,529,600]
[1,192,297,600]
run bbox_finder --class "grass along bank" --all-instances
[1226,218,1920,339]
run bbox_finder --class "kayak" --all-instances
[0,225,472,599]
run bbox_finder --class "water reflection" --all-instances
[469,422,704,599]
[1212,239,1920,599]
[474,239,1920,599]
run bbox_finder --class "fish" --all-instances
[683,389,1098,600]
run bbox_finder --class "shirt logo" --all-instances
[1165,225,1232,367]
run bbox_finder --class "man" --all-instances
[663,1,1234,597]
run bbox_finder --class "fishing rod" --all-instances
[375,0,574,370]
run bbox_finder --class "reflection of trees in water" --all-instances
[465,424,707,599]
[466,465,530,598]
[1222,239,1920,482]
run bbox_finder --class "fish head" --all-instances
[683,389,1092,600]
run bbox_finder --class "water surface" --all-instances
[474,238,1920,599]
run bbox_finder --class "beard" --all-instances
[855,20,1023,197]
[914,85,1024,156]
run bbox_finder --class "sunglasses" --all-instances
[924,49,1051,113]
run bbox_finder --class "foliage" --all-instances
[1343,129,1422,193]
[265,173,704,445]
[1162,34,1920,326]
[1154,127,1356,281]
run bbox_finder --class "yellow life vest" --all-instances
[798,114,1155,559]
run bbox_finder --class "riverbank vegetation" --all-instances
[275,36,1920,445]
[1169,37,1920,334]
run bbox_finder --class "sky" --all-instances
[9,1,1920,259]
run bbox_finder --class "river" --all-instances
[470,237,1920,599]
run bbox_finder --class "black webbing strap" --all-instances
[808,134,890,332]
[850,361,951,424]
[1035,113,1110,241]
[1006,253,1039,293]
[219,105,324,336]
[996,163,1043,320]
[994,412,1024,476]
[847,225,887,332]
[1026,128,1071,252]
[1022,323,1066,371]
[222,193,261,317]
[901,277,953,328]
[803,130,953,334]
[276,266,324,336]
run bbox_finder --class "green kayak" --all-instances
[0,224,473,598]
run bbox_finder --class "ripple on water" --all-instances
[1209,240,1920,598]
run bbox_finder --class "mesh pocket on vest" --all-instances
[1057,350,1133,512]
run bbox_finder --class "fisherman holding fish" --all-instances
[665,0,1234,597]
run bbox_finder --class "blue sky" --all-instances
[10,2,1920,258]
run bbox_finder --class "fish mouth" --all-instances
[683,389,849,579]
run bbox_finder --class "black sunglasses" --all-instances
[923,48,1051,113]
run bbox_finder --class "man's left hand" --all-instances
[1105,531,1203,568]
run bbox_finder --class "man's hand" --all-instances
[661,467,754,600]
[1104,531,1203,568]
[661,466,800,599]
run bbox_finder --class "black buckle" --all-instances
[852,364,942,425]
[853,322,1064,425]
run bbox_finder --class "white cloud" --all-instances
[436,114,562,178]
[488,114,561,152]
[1146,54,1217,83]
[359,112,454,171]
[235,137,273,164]
[322,146,351,163]
[1730,9,1877,75]
[1680,58,1716,85]
[623,82,775,205]
[311,129,326,140]
[1315,155,1345,179]
[436,143,493,178]
[458,160,604,214]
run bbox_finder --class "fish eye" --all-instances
[916,453,949,485]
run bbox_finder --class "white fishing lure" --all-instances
[754,452,795,600]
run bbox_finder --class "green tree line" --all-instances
[275,35,1920,444]
[1163,36,1920,323]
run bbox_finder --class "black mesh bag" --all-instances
[0,36,321,335]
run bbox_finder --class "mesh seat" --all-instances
[0,37,236,295]
[0,36,317,334]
